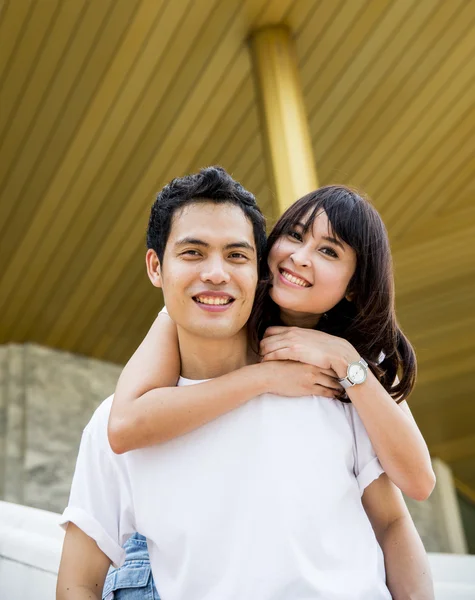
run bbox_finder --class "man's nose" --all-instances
[200,258,231,285]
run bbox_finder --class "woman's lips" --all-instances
[278,268,311,288]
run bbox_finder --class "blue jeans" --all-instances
[103,533,160,600]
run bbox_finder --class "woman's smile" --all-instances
[278,268,312,288]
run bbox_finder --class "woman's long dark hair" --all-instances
[248,185,416,402]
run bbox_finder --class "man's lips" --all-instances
[192,291,236,310]
[278,268,312,288]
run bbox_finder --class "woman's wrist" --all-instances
[238,362,275,397]
[332,341,361,380]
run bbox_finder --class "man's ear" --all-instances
[146,249,162,288]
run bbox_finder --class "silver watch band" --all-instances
[338,358,368,389]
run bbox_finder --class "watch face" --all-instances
[348,363,366,384]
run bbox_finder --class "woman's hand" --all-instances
[260,326,359,380]
[259,360,343,399]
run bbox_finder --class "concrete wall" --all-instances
[0,343,120,513]
[0,343,468,553]
[405,459,467,553]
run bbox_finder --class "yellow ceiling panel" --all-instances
[0,0,123,244]
[349,28,474,200]
[0,2,168,315]
[0,0,60,143]
[307,0,456,179]
[0,1,87,195]
[419,396,475,453]
[0,0,34,80]
[393,224,475,296]
[431,435,475,465]
[388,124,475,239]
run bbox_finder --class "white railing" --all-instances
[1,501,474,600]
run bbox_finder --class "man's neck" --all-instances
[177,327,254,380]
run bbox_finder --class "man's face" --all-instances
[157,202,258,340]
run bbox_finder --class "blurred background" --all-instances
[0,0,474,565]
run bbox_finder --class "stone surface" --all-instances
[405,494,446,552]
[0,343,121,513]
[0,345,8,499]
[4,345,26,504]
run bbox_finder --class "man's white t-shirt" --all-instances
[61,378,390,600]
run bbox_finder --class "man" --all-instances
[57,167,432,599]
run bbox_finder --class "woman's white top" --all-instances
[61,378,390,599]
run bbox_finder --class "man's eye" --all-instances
[229,252,247,260]
[320,246,338,258]
[182,250,201,257]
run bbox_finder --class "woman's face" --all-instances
[267,210,357,328]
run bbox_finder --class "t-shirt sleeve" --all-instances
[59,427,135,567]
[345,404,384,496]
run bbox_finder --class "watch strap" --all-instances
[338,358,368,389]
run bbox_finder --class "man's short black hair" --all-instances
[147,166,267,273]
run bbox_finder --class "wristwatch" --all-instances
[338,358,368,389]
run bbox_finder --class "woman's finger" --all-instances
[263,326,291,338]
[260,334,291,355]
[261,348,294,362]
[319,368,340,378]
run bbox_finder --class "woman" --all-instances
[104,185,435,599]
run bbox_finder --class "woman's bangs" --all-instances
[321,197,356,247]
[271,186,366,252]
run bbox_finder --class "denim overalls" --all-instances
[103,533,159,600]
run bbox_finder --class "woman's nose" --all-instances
[290,248,311,268]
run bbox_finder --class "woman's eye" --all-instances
[320,246,338,258]
[288,230,302,241]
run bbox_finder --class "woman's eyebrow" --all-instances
[322,235,345,251]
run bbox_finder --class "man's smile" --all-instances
[192,291,236,311]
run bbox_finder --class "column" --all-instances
[249,26,318,216]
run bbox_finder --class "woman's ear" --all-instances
[146,249,162,288]
[345,288,355,302]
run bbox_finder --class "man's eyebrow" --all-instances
[175,237,209,247]
[175,238,255,252]
[224,242,255,253]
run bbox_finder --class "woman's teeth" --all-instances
[195,296,233,305]
[280,270,310,287]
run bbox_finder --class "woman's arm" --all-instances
[260,326,436,501]
[362,474,434,599]
[108,314,341,454]
[341,371,435,501]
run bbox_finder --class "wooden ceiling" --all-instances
[1,1,474,494]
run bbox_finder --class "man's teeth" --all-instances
[281,270,310,287]
[195,296,233,305]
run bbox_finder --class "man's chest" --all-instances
[127,396,358,536]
